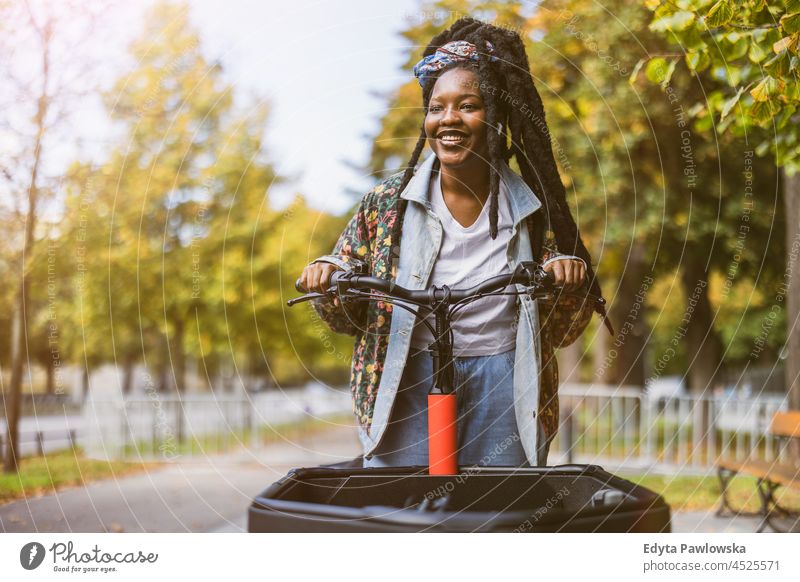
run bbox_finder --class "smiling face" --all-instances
[424,66,489,171]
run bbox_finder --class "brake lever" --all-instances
[533,286,601,302]
[287,292,329,307]
[291,273,345,307]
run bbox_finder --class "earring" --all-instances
[496,121,503,135]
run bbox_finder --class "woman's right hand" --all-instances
[299,262,343,304]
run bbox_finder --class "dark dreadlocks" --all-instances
[395,16,610,328]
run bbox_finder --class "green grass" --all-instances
[259,413,355,443]
[120,413,355,458]
[619,472,800,512]
[0,448,152,505]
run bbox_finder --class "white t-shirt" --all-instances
[409,169,518,357]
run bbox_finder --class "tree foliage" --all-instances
[644,0,800,168]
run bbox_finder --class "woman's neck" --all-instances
[438,159,491,205]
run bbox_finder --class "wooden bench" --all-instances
[716,410,800,532]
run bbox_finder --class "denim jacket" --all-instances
[311,151,594,466]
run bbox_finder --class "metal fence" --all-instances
[551,384,790,473]
[82,387,352,461]
[0,427,78,458]
[14,382,792,472]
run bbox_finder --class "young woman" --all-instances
[299,17,610,468]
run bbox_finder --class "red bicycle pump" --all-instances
[427,296,458,475]
[428,388,458,475]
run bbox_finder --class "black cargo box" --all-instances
[248,462,671,533]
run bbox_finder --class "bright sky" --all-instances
[189,0,429,213]
[62,0,423,215]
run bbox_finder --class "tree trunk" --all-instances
[608,243,651,388]
[3,295,26,472]
[157,334,169,393]
[45,355,54,395]
[681,257,724,394]
[171,318,186,446]
[3,25,49,473]
[81,367,89,400]
[204,351,218,391]
[122,354,135,395]
[172,318,185,394]
[783,168,800,412]
[4,127,40,472]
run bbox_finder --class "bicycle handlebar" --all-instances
[290,262,556,307]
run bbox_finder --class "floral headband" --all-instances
[413,40,498,88]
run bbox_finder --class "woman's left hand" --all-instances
[543,258,586,292]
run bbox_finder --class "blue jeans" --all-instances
[363,348,545,468]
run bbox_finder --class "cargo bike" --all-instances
[248,262,671,532]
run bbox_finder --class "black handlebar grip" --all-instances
[329,270,346,286]
[296,269,346,293]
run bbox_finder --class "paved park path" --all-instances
[0,425,362,533]
[0,425,766,533]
